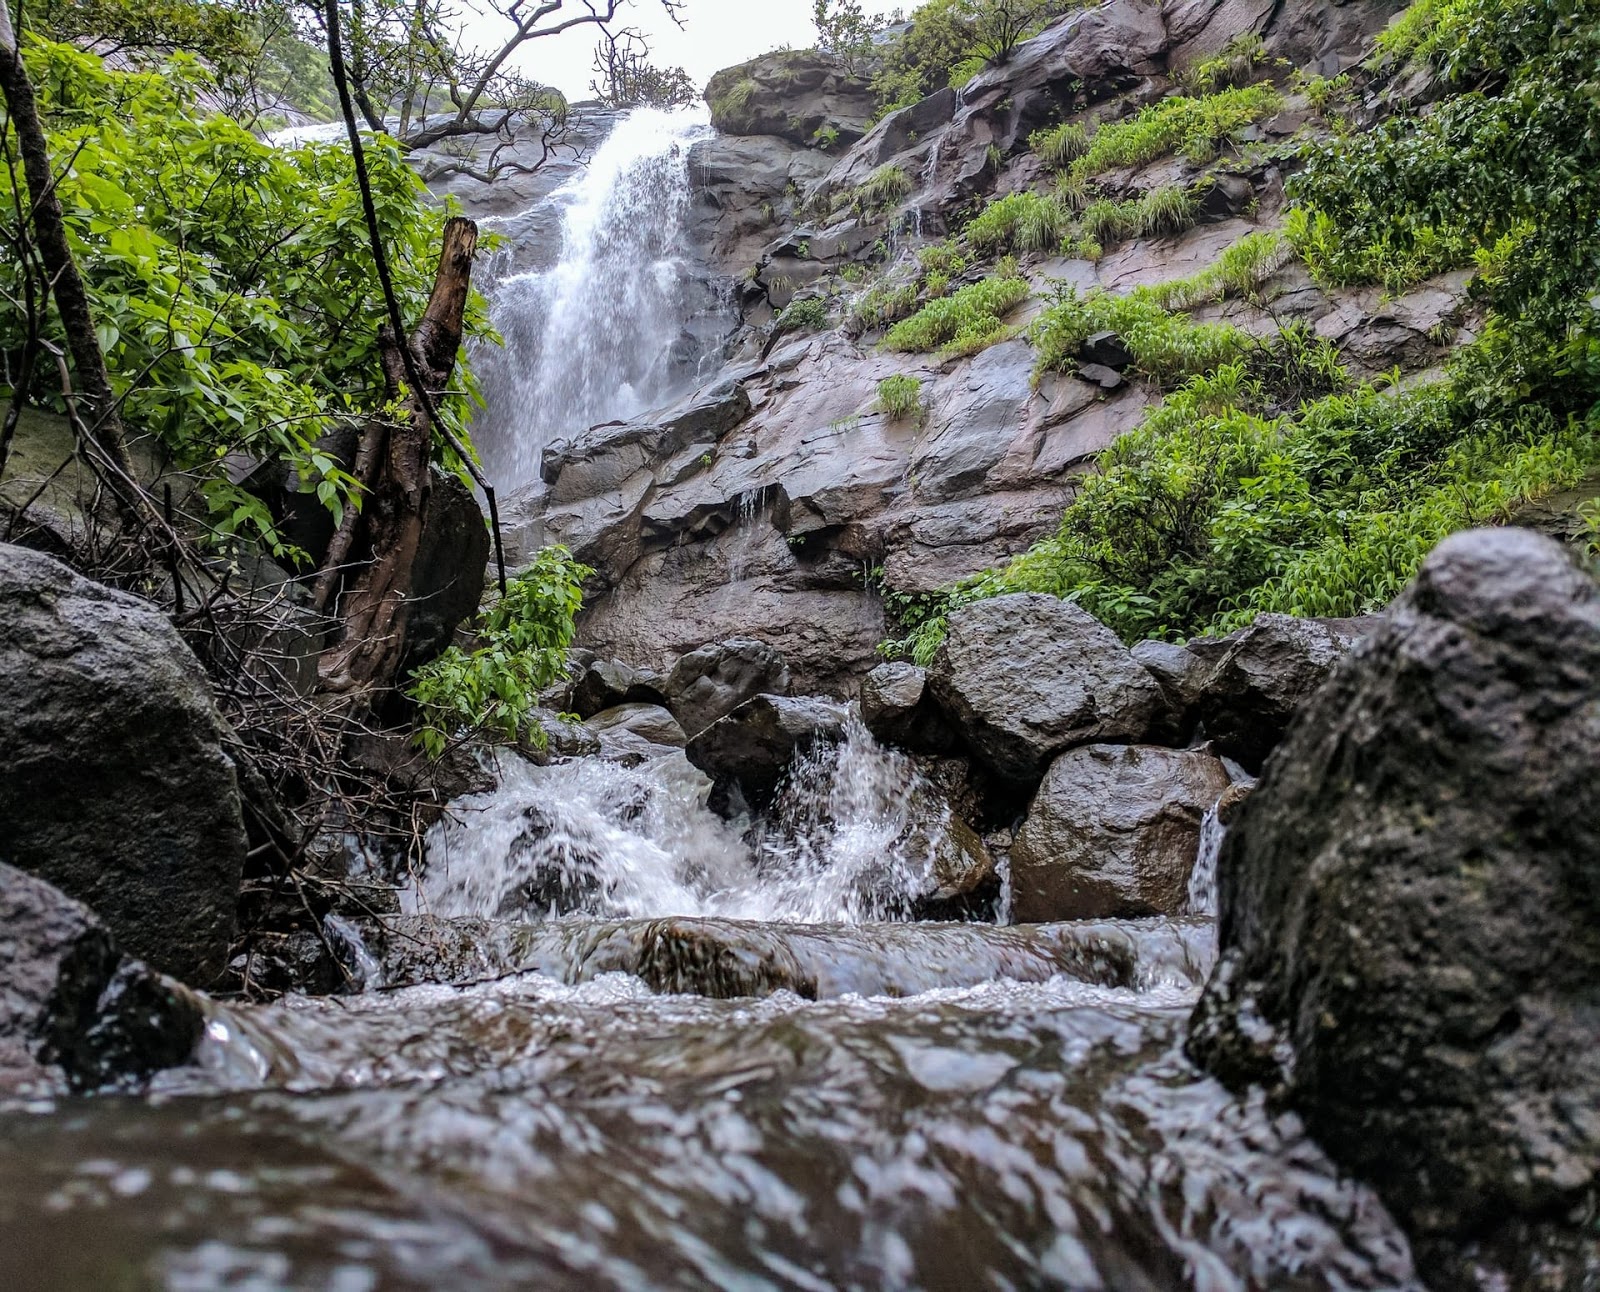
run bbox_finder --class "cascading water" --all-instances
[469,108,721,488]
[409,719,952,925]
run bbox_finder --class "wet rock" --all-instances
[665,637,793,738]
[0,863,204,1095]
[568,657,669,718]
[860,662,955,754]
[399,470,490,675]
[588,700,688,751]
[1188,528,1600,1287]
[0,544,247,985]
[1193,613,1350,771]
[1011,745,1231,922]
[928,594,1164,782]
[1076,362,1126,391]
[1131,638,1210,744]
[1081,331,1134,370]
[521,708,604,764]
[685,695,849,809]
[706,49,876,149]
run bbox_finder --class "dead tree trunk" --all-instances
[317,216,478,696]
[0,0,138,485]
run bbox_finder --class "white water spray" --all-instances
[410,720,956,925]
[470,107,718,488]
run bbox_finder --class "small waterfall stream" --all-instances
[470,108,720,489]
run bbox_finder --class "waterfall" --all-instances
[408,719,954,925]
[1185,803,1227,917]
[470,107,720,489]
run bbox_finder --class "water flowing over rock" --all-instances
[686,694,851,807]
[1012,745,1233,922]
[468,108,727,490]
[0,544,247,985]
[929,593,1165,782]
[1189,529,1600,1287]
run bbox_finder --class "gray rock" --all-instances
[1194,612,1350,770]
[1081,331,1134,370]
[860,662,955,753]
[0,862,204,1095]
[520,708,603,764]
[666,638,793,738]
[928,594,1164,782]
[685,694,849,808]
[586,703,688,751]
[0,545,247,985]
[1076,362,1126,390]
[706,49,876,149]
[1188,528,1600,1288]
[1011,745,1231,922]
[568,657,669,718]
[1132,638,1210,743]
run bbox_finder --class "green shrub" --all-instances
[855,163,914,212]
[966,190,1066,255]
[878,374,926,420]
[1030,286,1253,384]
[917,239,970,278]
[408,548,592,757]
[776,295,832,333]
[1030,120,1090,169]
[1145,230,1292,308]
[1181,33,1271,93]
[1070,83,1284,178]
[848,278,921,333]
[885,272,1031,355]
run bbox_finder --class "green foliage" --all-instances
[878,374,926,420]
[1371,0,1439,64]
[1293,69,1354,116]
[883,0,1600,659]
[966,190,1066,255]
[918,239,970,278]
[1030,286,1253,385]
[854,164,914,213]
[1030,121,1090,170]
[884,272,1030,356]
[1180,33,1272,93]
[813,0,876,74]
[776,295,833,334]
[710,77,758,124]
[0,42,492,553]
[408,548,592,758]
[847,277,921,333]
[1071,83,1284,178]
[1144,230,1293,309]
[1077,184,1201,246]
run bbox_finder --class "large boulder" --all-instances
[1011,745,1232,922]
[0,545,247,984]
[1188,529,1600,1287]
[665,637,793,739]
[685,695,849,809]
[1192,612,1351,770]
[568,656,669,718]
[859,662,955,753]
[0,863,204,1094]
[705,49,877,148]
[928,594,1164,782]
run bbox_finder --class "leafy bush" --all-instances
[917,239,970,278]
[1070,83,1284,178]
[1181,33,1272,92]
[884,272,1031,355]
[1030,120,1090,169]
[0,41,491,552]
[878,374,926,420]
[776,295,832,334]
[408,547,591,757]
[854,164,914,212]
[1030,286,1253,384]
[966,190,1066,255]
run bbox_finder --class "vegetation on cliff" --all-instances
[884,0,1600,657]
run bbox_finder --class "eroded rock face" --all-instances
[1188,529,1600,1286]
[929,594,1163,782]
[0,863,204,1095]
[1011,745,1231,922]
[0,545,247,985]
[665,638,793,739]
[706,49,876,149]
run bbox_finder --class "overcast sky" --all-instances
[492,0,910,101]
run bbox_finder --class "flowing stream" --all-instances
[0,112,1425,1290]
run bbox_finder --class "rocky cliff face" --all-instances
[469,0,1445,694]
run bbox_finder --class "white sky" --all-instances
[475,0,910,100]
